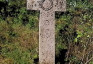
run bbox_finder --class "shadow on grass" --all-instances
[56,49,68,64]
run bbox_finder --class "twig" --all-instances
[85,56,93,64]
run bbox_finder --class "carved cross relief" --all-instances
[27,0,66,64]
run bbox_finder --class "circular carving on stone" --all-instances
[38,0,53,11]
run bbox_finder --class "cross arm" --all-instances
[54,0,66,11]
[27,0,41,10]
[27,0,66,11]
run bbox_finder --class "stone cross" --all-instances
[27,0,66,64]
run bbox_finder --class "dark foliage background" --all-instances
[0,0,93,64]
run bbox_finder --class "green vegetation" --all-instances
[0,0,93,64]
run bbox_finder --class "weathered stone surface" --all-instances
[27,0,66,64]
[27,0,41,10]
[27,0,66,11]
[39,9,55,64]
[54,0,66,11]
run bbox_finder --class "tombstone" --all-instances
[27,0,66,64]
